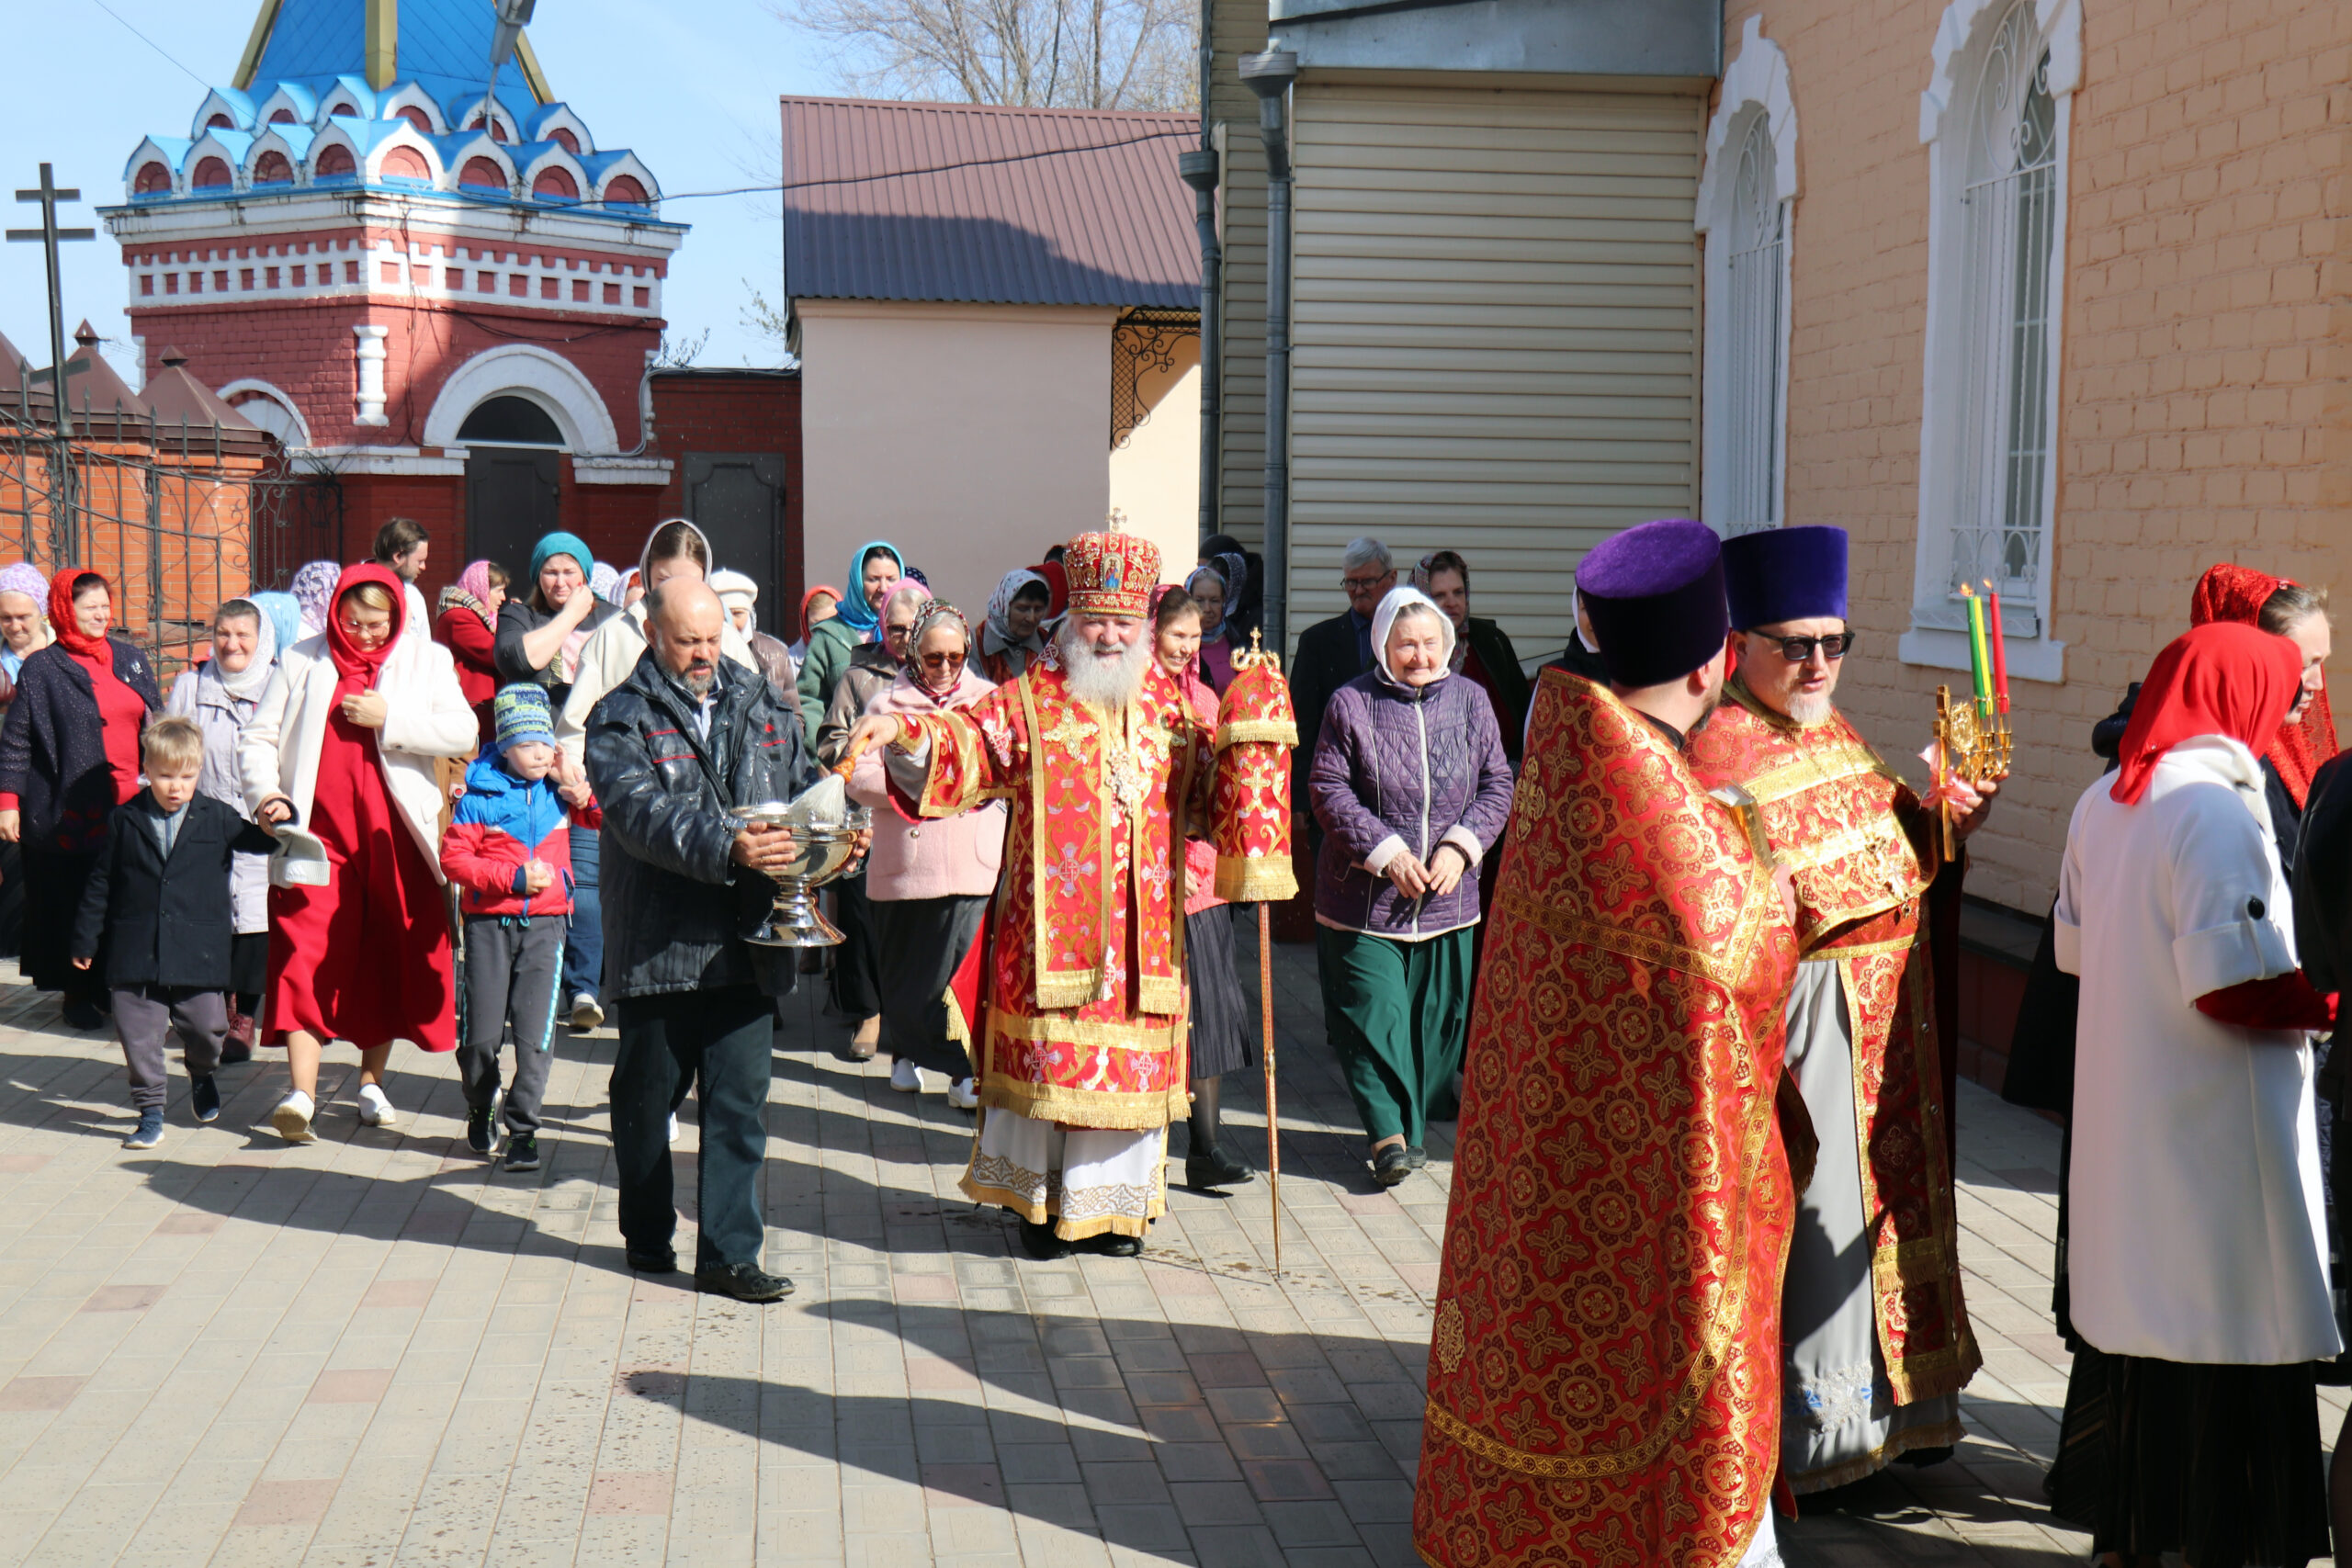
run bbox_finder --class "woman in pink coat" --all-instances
[846,601,1005,1108]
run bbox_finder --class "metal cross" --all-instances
[6,164,98,414]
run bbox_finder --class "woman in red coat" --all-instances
[435,559,508,743]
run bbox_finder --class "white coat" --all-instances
[237,630,479,886]
[555,600,758,771]
[2054,733,2339,1366]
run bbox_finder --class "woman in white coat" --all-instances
[239,564,478,1144]
[2048,620,2339,1568]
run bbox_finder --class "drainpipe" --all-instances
[1177,146,1220,548]
[1240,48,1297,662]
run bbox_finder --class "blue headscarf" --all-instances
[835,539,905,637]
[250,591,304,654]
[529,531,594,590]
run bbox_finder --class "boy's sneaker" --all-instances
[501,1134,540,1173]
[271,1090,316,1144]
[190,1076,221,1123]
[356,1084,398,1129]
[466,1105,495,1156]
[571,992,604,1032]
[889,1058,922,1093]
[121,1111,163,1149]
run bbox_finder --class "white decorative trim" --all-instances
[379,84,448,137]
[421,344,617,452]
[352,324,390,427]
[572,456,673,486]
[219,377,312,447]
[1900,626,2066,683]
[1696,16,1797,539]
[1905,0,2081,676]
[307,446,468,478]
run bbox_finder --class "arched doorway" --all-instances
[461,395,565,585]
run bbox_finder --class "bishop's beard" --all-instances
[1057,621,1154,711]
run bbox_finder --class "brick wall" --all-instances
[1726,0,2350,913]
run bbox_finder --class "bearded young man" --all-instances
[846,528,1215,1259]
[1685,525,1990,1494]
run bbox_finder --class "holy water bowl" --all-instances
[738,800,872,947]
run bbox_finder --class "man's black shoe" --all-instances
[625,1247,678,1274]
[695,1262,795,1302]
[1372,1144,1413,1188]
[1017,1218,1070,1260]
[1183,1144,1256,1190]
[62,999,104,1031]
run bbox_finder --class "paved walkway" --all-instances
[0,931,2336,1567]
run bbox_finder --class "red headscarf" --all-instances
[800,583,842,640]
[324,562,407,689]
[2188,561,2336,807]
[2110,622,2303,805]
[1034,560,1069,622]
[47,569,111,659]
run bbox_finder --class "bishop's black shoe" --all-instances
[1017,1218,1070,1260]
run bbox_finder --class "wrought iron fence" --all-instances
[0,402,340,677]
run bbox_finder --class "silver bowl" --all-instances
[739,801,873,947]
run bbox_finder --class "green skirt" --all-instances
[1315,923,1474,1147]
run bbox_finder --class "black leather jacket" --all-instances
[584,651,819,1000]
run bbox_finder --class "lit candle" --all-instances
[1962,585,1993,713]
[1984,580,2010,714]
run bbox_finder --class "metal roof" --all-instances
[780,97,1201,310]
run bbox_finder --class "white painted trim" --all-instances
[353,324,390,426]
[103,190,685,254]
[1696,16,1797,538]
[307,446,468,477]
[1905,0,2080,675]
[190,90,253,139]
[421,343,617,452]
[218,378,312,447]
[379,84,448,137]
[1900,626,2066,682]
[572,457,673,486]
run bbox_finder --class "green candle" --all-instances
[1963,591,1994,709]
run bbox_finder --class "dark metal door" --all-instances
[682,453,786,629]
[465,446,561,583]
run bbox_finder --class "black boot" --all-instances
[1182,1077,1256,1190]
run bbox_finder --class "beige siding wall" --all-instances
[1209,0,1270,548]
[1283,81,1705,661]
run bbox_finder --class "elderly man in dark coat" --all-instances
[585,578,839,1303]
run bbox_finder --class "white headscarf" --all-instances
[1370,585,1454,688]
[213,598,278,702]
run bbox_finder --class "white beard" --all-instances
[1057,622,1153,711]
[1785,691,1834,726]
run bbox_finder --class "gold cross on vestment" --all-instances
[1040,710,1099,751]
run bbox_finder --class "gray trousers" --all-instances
[113,985,227,1112]
[459,915,565,1135]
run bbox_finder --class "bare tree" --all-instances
[775,0,1199,111]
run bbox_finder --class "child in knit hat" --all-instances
[439,684,599,1171]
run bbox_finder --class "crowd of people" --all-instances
[0,506,2340,1566]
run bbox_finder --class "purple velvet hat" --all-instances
[1575,520,1728,687]
[1722,525,1849,629]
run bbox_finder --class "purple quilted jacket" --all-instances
[1308,669,1515,939]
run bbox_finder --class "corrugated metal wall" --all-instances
[1286,81,1704,665]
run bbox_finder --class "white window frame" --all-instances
[1904,0,2082,683]
[1696,16,1798,541]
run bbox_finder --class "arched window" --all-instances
[133,162,173,196]
[192,157,232,189]
[532,167,578,201]
[548,128,581,154]
[207,113,233,130]
[395,105,435,134]
[269,109,297,125]
[469,115,509,143]
[314,143,356,178]
[1717,117,1785,536]
[253,151,293,186]
[380,146,431,182]
[603,175,649,208]
[1907,0,2078,678]
[459,157,506,190]
[458,395,565,446]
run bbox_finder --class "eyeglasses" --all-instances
[918,651,966,671]
[1755,630,1856,661]
[1341,572,1390,591]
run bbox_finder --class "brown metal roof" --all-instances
[780,97,1201,310]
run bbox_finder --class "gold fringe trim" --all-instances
[1216,853,1299,904]
[976,1076,1188,1129]
[1136,974,1182,1016]
[1787,1417,1963,1495]
[990,1011,1184,1049]
[1216,718,1298,749]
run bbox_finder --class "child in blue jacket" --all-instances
[440,685,600,1170]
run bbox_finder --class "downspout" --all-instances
[1178,39,1221,547]
[1240,49,1296,661]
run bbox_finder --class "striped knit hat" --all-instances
[492,683,555,754]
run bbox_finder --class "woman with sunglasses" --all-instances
[846,600,1003,1107]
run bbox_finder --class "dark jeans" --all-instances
[562,825,602,1003]
[610,987,773,1269]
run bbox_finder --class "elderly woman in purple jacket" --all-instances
[1309,585,1515,1187]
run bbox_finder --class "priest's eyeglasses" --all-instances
[1759,630,1856,661]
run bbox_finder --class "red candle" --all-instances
[1985,581,2010,713]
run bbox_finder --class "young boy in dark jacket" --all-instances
[72,716,278,1148]
[441,684,600,1171]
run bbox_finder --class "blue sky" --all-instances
[0,0,835,383]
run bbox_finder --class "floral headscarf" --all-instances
[983,568,1048,654]
[0,562,47,605]
[291,559,341,637]
[590,561,621,604]
[250,592,303,656]
[907,601,971,698]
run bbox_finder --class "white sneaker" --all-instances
[571,992,605,1031]
[356,1084,398,1129]
[889,1058,922,1093]
[272,1090,316,1145]
[666,1113,681,1145]
[948,1077,979,1111]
